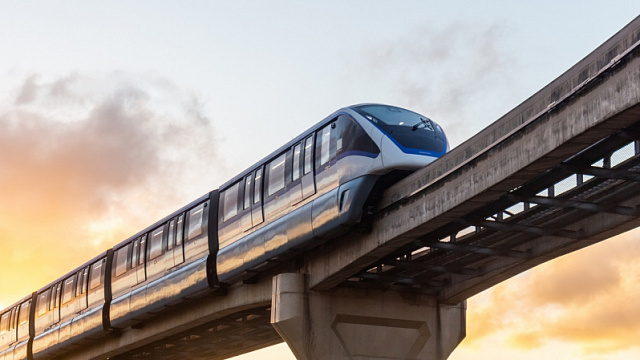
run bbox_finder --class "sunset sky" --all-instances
[2,1,640,359]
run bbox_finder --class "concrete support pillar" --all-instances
[271,273,466,360]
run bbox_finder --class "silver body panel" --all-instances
[0,340,28,360]
[110,257,208,328]
[32,302,104,359]
[217,168,379,283]
[109,196,214,330]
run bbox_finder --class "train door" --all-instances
[132,236,146,284]
[165,215,185,267]
[10,306,18,342]
[35,288,52,333]
[264,152,292,220]
[60,274,79,320]
[315,121,338,192]
[112,244,136,299]
[251,167,264,226]
[184,202,209,261]
[290,142,303,205]
[87,257,107,309]
[0,310,9,345]
[34,284,59,330]
[240,174,254,232]
[146,224,173,280]
[51,282,61,324]
[16,300,30,342]
[171,215,185,267]
[301,135,316,199]
[76,267,89,310]
[0,306,16,346]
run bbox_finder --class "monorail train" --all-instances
[0,104,448,360]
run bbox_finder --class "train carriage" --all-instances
[216,104,448,283]
[0,104,448,359]
[30,252,110,359]
[108,192,218,330]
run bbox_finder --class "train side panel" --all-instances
[216,115,381,283]
[109,192,218,330]
[31,253,109,360]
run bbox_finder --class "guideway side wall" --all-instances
[271,273,466,360]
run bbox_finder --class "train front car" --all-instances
[215,104,448,285]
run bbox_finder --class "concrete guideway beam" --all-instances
[307,30,640,295]
[271,273,466,360]
[64,279,275,360]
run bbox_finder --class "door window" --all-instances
[304,136,313,175]
[292,143,302,181]
[149,227,164,260]
[267,153,286,196]
[254,168,263,204]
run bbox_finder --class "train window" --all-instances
[75,268,88,296]
[335,115,380,157]
[37,289,51,317]
[188,203,205,239]
[115,244,131,276]
[52,283,61,309]
[81,268,89,294]
[176,215,184,246]
[222,183,239,222]
[319,125,332,166]
[243,174,253,210]
[10,308,17,330]
[132,240,139,269]
[62,276,76,305]
[89,259,104,290]
[149,227,164,260]
[138,237,146,265]
[18,301,30,326]
[254,168,263,204]
[304,136,313,175]
[168,220,175,250]
[75,272,81,297]
[293,143,302,181]
[321,126,331,165]
[267,153,286,196]
[75,270,84,296]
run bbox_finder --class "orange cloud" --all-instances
[463,229,640,355]
[0,72,221,307]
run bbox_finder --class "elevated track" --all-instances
[67,14,640,360]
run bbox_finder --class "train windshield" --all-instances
[353,104,447,154]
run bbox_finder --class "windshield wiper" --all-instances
[412,117,430,131]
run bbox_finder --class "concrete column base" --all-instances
[271,273,466,360]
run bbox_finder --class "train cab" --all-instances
[350,104,448,169]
